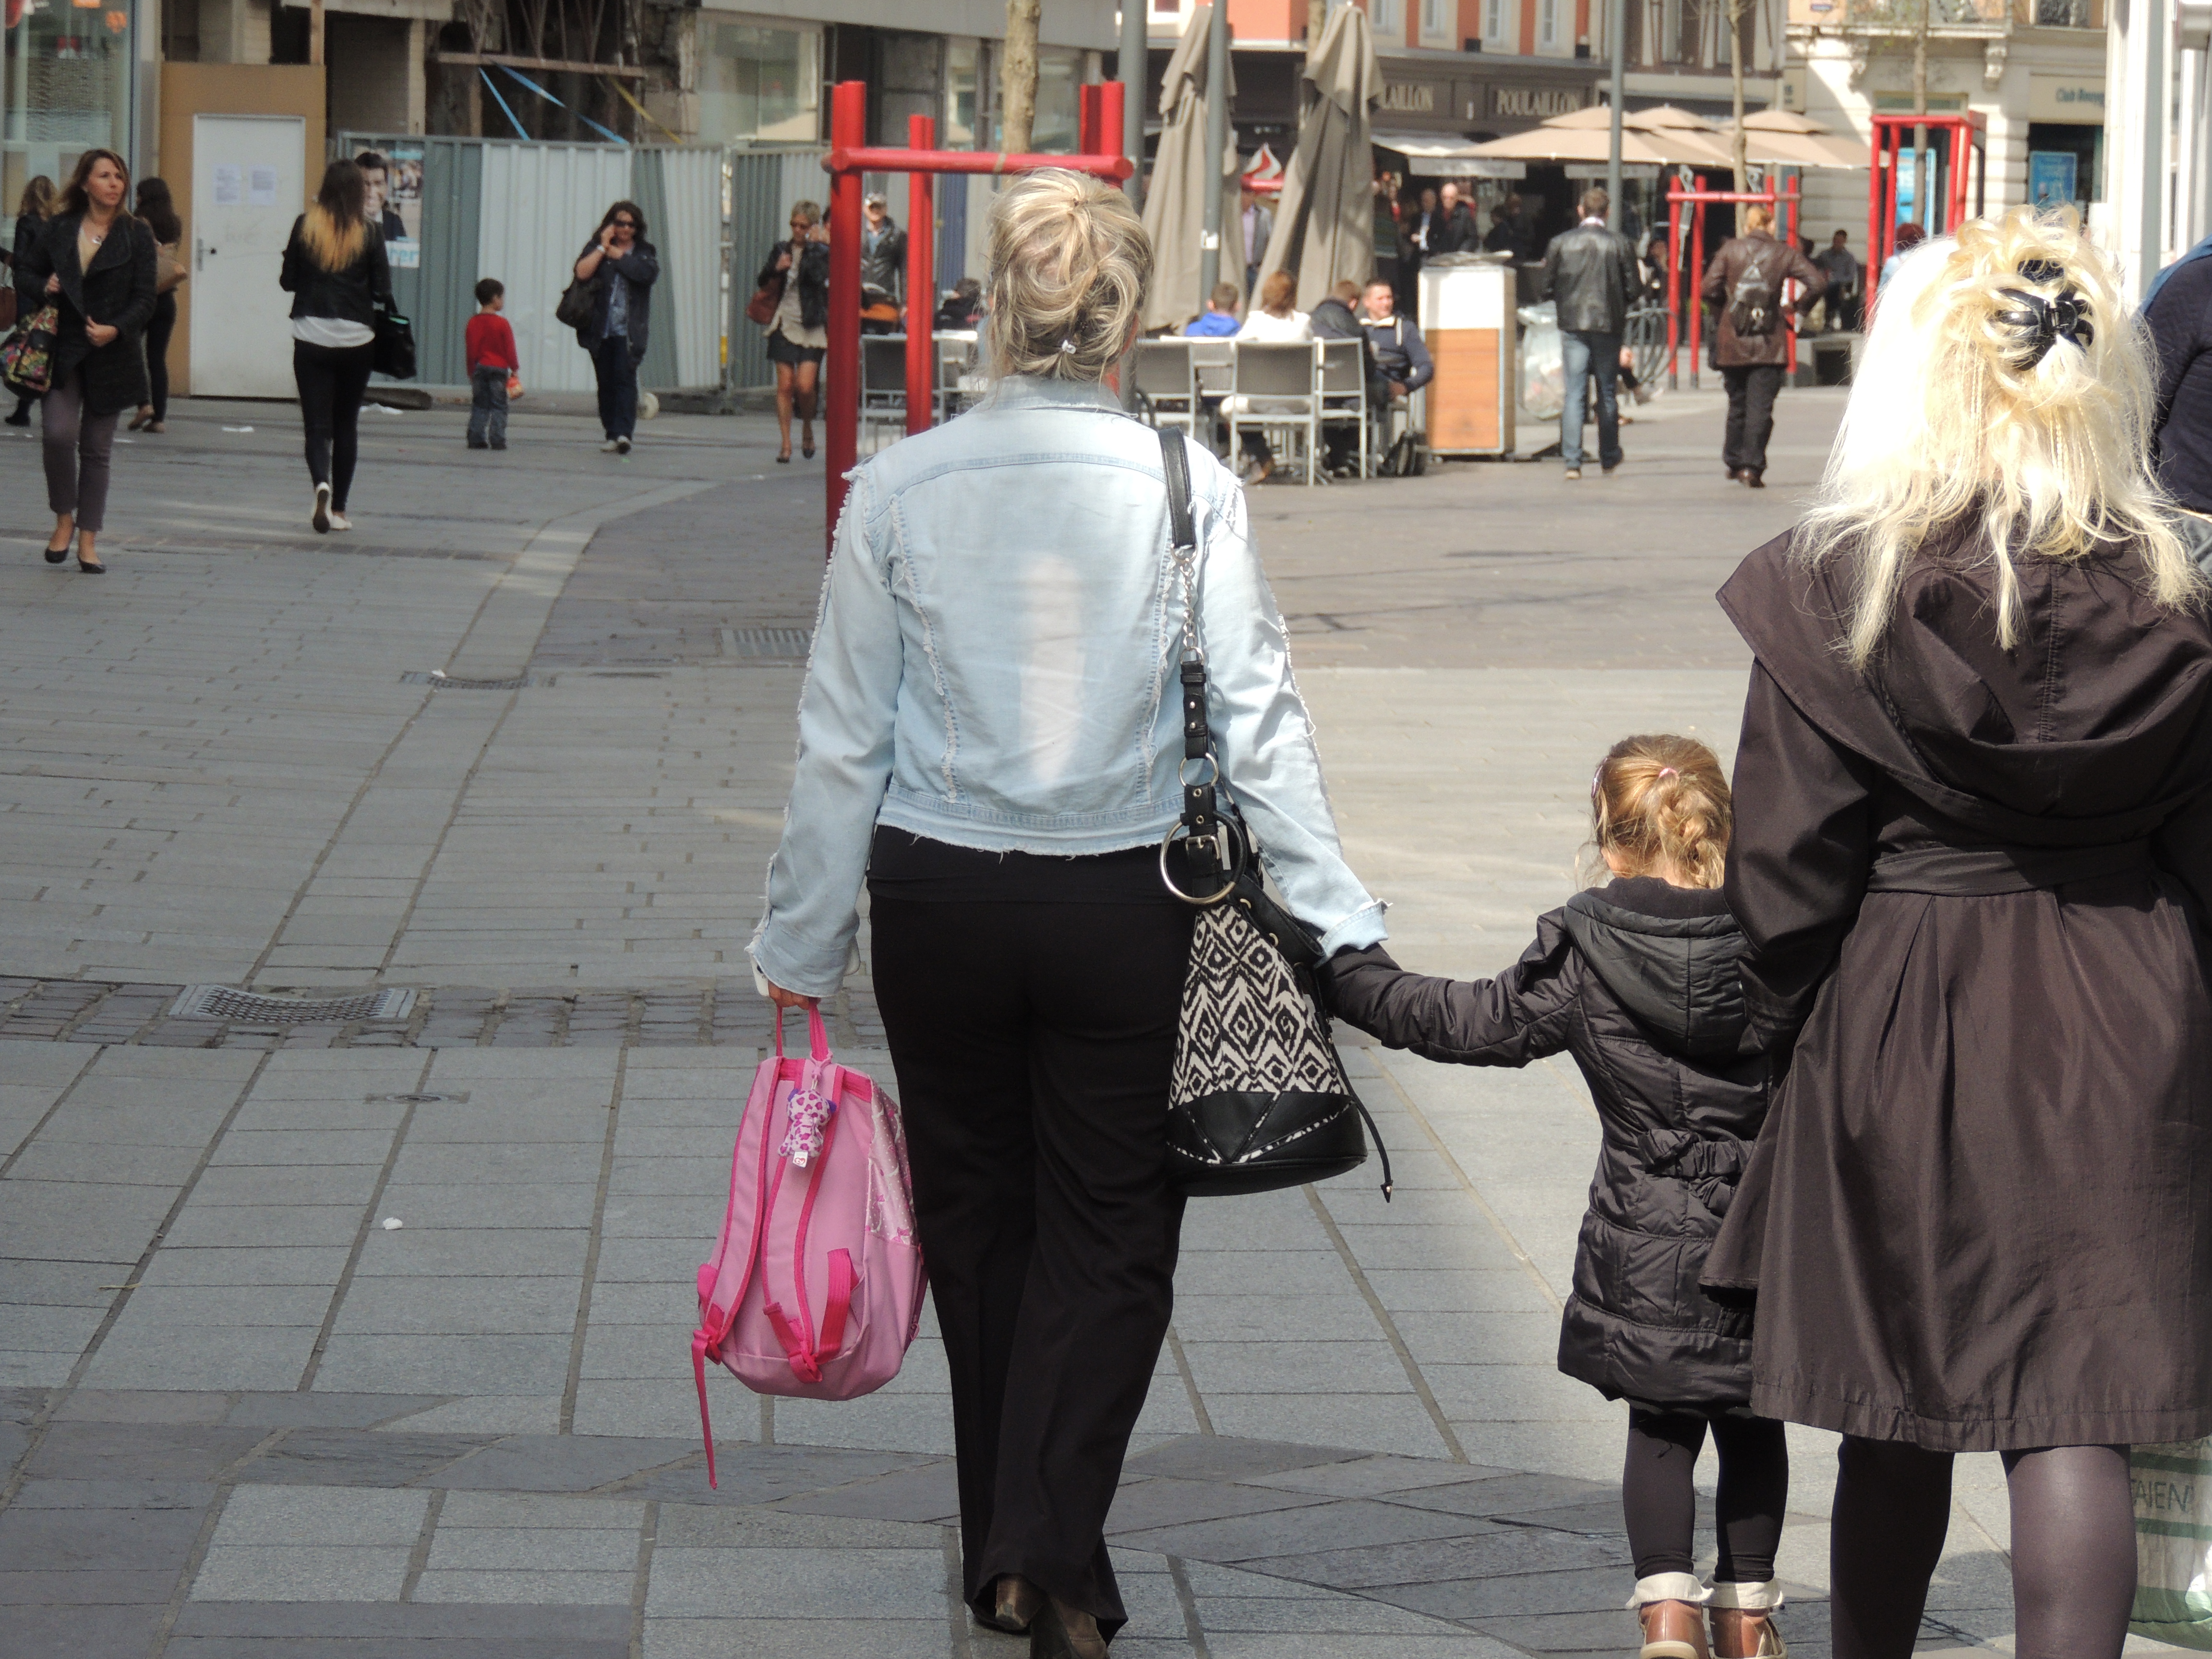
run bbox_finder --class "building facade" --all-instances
[1784,0,2106,249]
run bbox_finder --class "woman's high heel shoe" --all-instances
[75,555,106,574]
[1028,1595,1107,1659]
[126,409,152,432]
[44,529,72,564]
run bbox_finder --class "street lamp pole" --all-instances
[1122,0,1147,210]
[1199,0,1229,302]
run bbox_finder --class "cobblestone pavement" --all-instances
[1,392,2134,1657]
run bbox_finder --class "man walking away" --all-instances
[1810,230,1860,332]
[1240,185,1273,297]
[1701,204,1824,488]
[1541,187,1640,481]
[466,278,517,451]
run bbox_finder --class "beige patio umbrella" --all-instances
[1141,6,1244,332]
[1466,120,1730,171]
[1256,2,1381,313]
[1729,109,1868,169]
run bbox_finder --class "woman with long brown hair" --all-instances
[12,149,156,573]
[280,158,391,532]
[129,178,185,435]
[6,175,56,427]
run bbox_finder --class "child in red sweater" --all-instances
[465,278,518,450]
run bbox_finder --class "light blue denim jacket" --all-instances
[749,377,1386,997]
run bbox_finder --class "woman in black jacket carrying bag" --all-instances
[14,149,156,574]
[1325,735,1788,1659]
[756,201,829,463]
[572,200,657,455]
[280,160,390,534]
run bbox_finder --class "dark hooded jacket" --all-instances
[1324,877,1773,1410]
[1709,528,2212,1452]
[13,210,157,415]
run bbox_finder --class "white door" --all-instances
[189,114,307,399]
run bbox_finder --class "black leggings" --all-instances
[292,339,373,510]
[1623,1409,1789,1583]
[144,291,177,421]
[1830,1438,2134,1659]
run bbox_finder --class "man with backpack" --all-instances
[1700,204,1825,487]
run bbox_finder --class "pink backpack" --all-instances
[690,1005,927,1487]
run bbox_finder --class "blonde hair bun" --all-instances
[1801,204,2199,667]
[984,169,1151,385]
[1590,735,1731,890]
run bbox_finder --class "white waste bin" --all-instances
[1417,254,1517,458]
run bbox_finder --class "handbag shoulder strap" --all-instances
[1157,426,1236,897]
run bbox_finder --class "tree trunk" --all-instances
[1728,0,1749,192]
[1002,0,1041,153]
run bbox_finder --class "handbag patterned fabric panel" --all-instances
[1173,903,1352,1104]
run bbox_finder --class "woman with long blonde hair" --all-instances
[279,159,391,532]
[1708,205,2212,1659]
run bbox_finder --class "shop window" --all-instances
[2,0,135,212]
[946,38,987,147]
[698,21,820,145]
[1539,0,1559,44]
[1034,46,1081,152]
[1372,0,1404,36]
[1421,0,1451,36]
[1485,0,1509,41]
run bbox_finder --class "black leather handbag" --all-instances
[1155,427,1392,1200]
[371,298,416,380]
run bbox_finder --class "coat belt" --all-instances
[1864,839,2153,896]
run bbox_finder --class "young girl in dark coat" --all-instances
[1325,735,1785,1659]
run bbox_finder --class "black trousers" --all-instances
[870,892,1195,1638]
[292,339,373,509]
[145,291,177,421]
[590,334,638,439]
[1622,1409,1789,1582]
[1721,364,1784,475]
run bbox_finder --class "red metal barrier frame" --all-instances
[1863,111,1986,317]
[818,78,1130,551]
[1663,178,1799,391]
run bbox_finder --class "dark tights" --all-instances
[1830,1437,2134,1659]
[1623,1410,1790,1582]
[292,340,373,511]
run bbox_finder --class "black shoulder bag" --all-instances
[1156,427,1391,1200]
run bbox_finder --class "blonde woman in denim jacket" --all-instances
[751,171,1384,1659]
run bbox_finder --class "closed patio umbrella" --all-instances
[1141,6,1243,332]
[1256,3,1381,313]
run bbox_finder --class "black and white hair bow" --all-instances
[1996,263,2093,366]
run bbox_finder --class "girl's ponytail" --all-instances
[1589,735,1731,890]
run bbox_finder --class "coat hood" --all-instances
[1563,878,1746,1058]
[1720,531,2212,844]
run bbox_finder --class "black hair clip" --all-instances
[2016,258,2065,284]
[1995,285,2094,367]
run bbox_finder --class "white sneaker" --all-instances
[614,436,631,456]
[601,440,621,453]
[312,482,332,534]
[328,512,352,532]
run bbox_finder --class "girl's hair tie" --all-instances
[1657,767,1679,780]
[1059,337,1078,354]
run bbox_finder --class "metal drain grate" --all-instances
[401,671,534,690]
[723,628,811,660]
[172,986,418,1023]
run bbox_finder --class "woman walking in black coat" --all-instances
[279,160,391,534]
[756,200,829,463]
[129,178,184,435]
[1707,206,2212,1659]
[1326,735,1788,1659]
[571,200,657,455]
[6,174,55,426]
[13,149,156,574]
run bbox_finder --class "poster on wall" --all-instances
[360,144,424,270]
[2028,151,2080,218]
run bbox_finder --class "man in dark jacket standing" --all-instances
[1700,204,1823,486]
[1540,188,1640,480]
[861,194,905,301]
[2148,252,2212,515]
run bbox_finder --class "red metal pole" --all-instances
[1784,180,1798,379]
[1079,84,1100,156]
[1866,120,1886,316]
[1100,80,1126,169]
[1949,120,1970,229]
[1666,186,1682,391]
[1689,177,1705,392]
[906,114,937,438]
[826,81,866,554]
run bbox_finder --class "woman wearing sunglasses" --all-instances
[571,201,658,455]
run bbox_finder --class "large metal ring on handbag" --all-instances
[1154,424,1392,1201]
